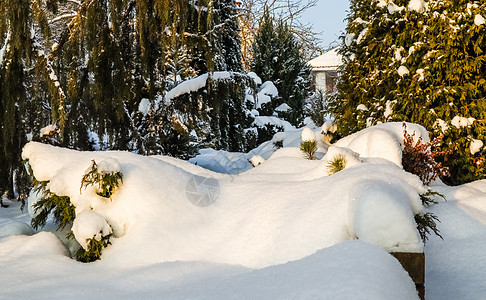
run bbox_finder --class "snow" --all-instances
[0,221,34,238]
[301,127,316,142]
[345,33,355,47]
[398,65,410,76]
[434,118,449,133]
[388,3,404,14]
[164,71,234,103]
[470,138,483,155]
[3,122,486,298]
[138,98,150,116]
[384,100,396,118]
[256,81,278,108]
[451,116,475,128]
[349,180,423,252]
[0,31,10,66]
[334,122,429,168]
[39,124,57,137]
[72,210,113,250]
[275,103,291,112]
[357,28,369,44]
[247,71,262,85]
[95,157,121,173]
[252,116,295,131]
[416,68,425,81]
[322,120,337,134]
[408,0,426,13]
[474,14,485,26]
[249,155,265,167]
[357,104,368,111]
[308,48,343,69]
[189,148,252,174]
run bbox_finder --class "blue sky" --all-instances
[302,0,350,49]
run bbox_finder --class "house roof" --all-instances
[308,48,343,70]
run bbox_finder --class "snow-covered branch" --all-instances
[49,12,78,24]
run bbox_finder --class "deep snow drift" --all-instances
[1,122,486,299]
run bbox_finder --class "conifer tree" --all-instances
[251,12,310,126]
[330,0,486,185]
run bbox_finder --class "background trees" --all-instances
[251,11,310,127]
[330,0,486,184]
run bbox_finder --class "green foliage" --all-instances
[420,190,446,207]
[31,181,75,230]
[326,154,347,174]
[80,160,123,199]
[331,0,486,185]
[415,212,443,245]
[75,234,112,263]
[251,12,310,126]
[300,140,318,160]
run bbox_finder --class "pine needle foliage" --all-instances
[80,160,123,199]
[75,234,112,263]
[420,189,446,207]
[327,154,347,175]
[31,180,75,230]
[415,212,443,244]
[300,140,318,160]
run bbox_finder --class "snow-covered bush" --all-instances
[81,159,123,199]
[25,155,124,262]
[73,211,113,262]
[300,128,317,160]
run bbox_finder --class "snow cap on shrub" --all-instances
[72,210,112,250]
[301,127,316,142]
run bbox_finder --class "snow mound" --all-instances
[189,148,252,174]
[334,122,429,167]
[0,221,34,238]
[349,180,423,252]
[21,123,430,268]
[0,232,69,260]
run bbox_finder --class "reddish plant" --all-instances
[401,124,450,185]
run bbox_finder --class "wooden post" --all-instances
[390,252,425,300]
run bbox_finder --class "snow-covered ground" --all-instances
[1,122,485,299]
